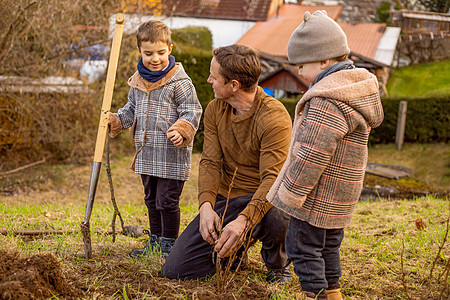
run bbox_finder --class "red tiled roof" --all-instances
[159,0,278,21]
[237,4,386,60]
[339,22,386,59]
[237,4,343,57]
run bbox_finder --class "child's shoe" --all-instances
[304,291,328,299]
[160,236,176,259]
[130,229,159,258]
[265,264,292,283]
[325,288,342,300]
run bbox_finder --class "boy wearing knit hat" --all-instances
[266,10,384,299]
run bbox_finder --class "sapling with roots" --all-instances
[213,167,267,292]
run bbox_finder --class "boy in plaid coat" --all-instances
[266,11,384,299]
[108,20,202,258]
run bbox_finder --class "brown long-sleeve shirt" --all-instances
[198,87,292,224]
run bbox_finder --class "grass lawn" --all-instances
[386,60,450,98]
[0,143,449,299]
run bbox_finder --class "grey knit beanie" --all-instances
[287,10,350,64]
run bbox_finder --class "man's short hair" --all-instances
[136,20,172,49]
[213,44,261,92]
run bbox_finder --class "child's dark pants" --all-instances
[286,217,344,295]
[141,175,185,239]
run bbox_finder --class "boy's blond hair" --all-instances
[136,20,172,49]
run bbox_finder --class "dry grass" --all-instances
[342,198,449,299]
[0,143,449,299]
[368,143,449,191]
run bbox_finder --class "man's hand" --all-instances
[167,129,184,147]
[199,202,221,244]
[214,215,250,258]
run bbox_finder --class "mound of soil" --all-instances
[0,250,80,299]
[361,173,448,201]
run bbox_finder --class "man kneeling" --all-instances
[161,44,293,282]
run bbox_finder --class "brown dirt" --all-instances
[0,245,284,299]
[58,246,282,299]
[0,250,80,300]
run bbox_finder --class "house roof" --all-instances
[237,4,389,61]
[339,22,386,60]
[259,51,308,92]
[374,26,401,66]
[237,4,343,57]
[156,0,281,21]
[401,10,450,22]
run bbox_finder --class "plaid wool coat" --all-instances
[115,63,202,181]
[267,68,384,229]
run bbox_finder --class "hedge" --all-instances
[370,95,449,143]
[279,95,450,144]
[172,52,213,152]
[171,27,214,152]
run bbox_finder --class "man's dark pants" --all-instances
[286,217,344,295]
[161,194,290,279]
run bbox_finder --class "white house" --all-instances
[109,0,284,48]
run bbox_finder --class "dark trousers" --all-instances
[141,175,185,239]
[161,194,291,280]
[286,217,344,295]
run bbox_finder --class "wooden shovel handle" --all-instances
[93,13,125,163]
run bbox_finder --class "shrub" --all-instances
[370,95,449,143]
[279,95,450,144]
[0,91,99,168]
[279,97,300,120]
[172,29,213,152]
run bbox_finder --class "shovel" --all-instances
[81,13,125,261]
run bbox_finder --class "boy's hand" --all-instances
[167,129,184,147]
[108,113,122,138]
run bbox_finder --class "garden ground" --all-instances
[0,143,448,299]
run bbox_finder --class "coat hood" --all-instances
[297,68,384,128]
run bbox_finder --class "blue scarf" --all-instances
[311,60,355,88]
[137,55,176,82]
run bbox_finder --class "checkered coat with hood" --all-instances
[266,68,384,229]
[114,63,202,181]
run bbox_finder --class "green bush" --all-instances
[279,97,300,120]
[172,51,213,110]
[173,52,212,152]
[171,26,214,109]
[171,27,214,152]
[370,96,449,143]
[279,95,450,144]
[374,1,391,24]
